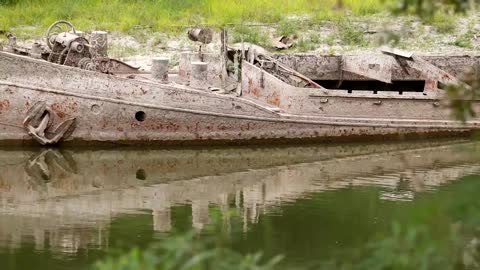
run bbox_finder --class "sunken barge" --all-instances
[0,21,479,146]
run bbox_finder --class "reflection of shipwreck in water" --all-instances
[0,141,479,254]
[25,149,77,185]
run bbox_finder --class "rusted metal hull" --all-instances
[0,52,479,146]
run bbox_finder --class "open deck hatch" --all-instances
[315,80,427,94]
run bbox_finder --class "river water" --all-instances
[0,140,479,270]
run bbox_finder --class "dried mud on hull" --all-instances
[0,51,479,146]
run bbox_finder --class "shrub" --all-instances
[95,227,282,270]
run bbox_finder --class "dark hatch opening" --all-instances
[315,80,426,93]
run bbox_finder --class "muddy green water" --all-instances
[0,140,479,270]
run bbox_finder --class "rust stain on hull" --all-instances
[248,78,260,97]
[266,92,281,107]
[0,99,10,114]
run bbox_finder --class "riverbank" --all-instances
[4,12,479,73]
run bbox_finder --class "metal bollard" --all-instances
[190,61,208,90]
[30,42,43,59]
[151,57,169,82]
[89,30,108,56]
[4,34,16,53]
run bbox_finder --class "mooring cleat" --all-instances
[23,102,76,145]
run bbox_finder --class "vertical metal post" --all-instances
[220,28,229,90]
[190,61,208,90]
[151,57,169,82]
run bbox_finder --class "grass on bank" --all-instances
[0,0,387,35]
[0,1,477,54]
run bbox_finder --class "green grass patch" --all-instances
[453,21,476,49]
[431,14,457,34]
[0,0,20,5]
[338,20,367,46]
[0,0,389,36]
[277,19,302,37]
[108,44,144,58]
[296,37,316,52]
[309,32,321,44]
[454,31,474,49]
[324,33,337,46]
[231,26,271,47]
